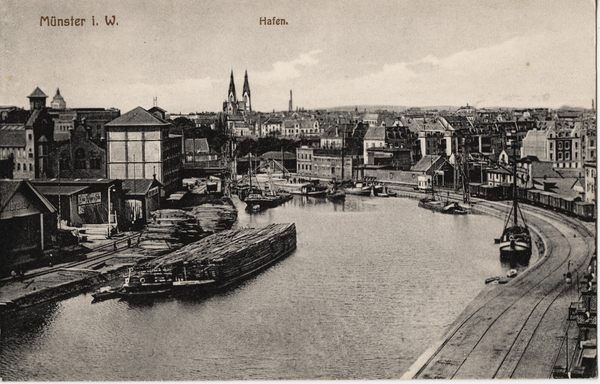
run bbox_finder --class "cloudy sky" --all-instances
[0,0,596,113]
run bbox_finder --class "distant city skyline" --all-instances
[1,0,596,113]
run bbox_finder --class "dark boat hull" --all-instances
[172,244,297,296]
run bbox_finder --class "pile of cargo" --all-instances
[138,209,204,254]
[148,223,296,283]
[186,198,238,232]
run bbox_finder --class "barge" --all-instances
[120,223,297,297]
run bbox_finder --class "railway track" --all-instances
[404,198,595,379]
[1,233,142,283]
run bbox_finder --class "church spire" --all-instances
[243,70,250,97]
[242,70,251,113]
[228,69,237,102]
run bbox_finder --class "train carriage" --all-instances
[574,202,596,221]
[499,183,513,201]
[516,187,529,202]
[469,182,482,198]
[479,184,502,201]
[538,191,553,208]
[560,197,576,215]
[548,195,562,211]
[527,189,541,206]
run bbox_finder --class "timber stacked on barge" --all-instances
[120,223,296,297]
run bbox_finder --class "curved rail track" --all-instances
[403,196,595,379]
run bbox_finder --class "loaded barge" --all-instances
[120,223,297,297]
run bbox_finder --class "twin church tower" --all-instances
[223,70,251,116]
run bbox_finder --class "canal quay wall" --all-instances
[401,197,596,379]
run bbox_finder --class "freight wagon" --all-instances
[468,183,596,221]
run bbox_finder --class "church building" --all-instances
[223,70,251,116]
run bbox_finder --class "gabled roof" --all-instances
[35,185,88,196]
[122,178,162,196]
[533,177,582,199]
[411,155,443,172]
[105,106,171,126]
[259,151,295,160]
[28,87,47,98]
[25,109,40,128]
[530,161,562,178]
[363,126,386,141]
[0,180,56,215]
[184,138,210,153]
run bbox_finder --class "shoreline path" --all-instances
[402,198,596,379]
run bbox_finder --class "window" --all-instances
[28,149,33,158]
[59,152,70,170]
[565,141,570,150]
[17,163,20,170]
[565,152,570,160]
[29,163,32,171]
[74,148,86,169]
[558,152,563,160]
[575,142,578,149]
[557,142,563,150]
[90,157,101,169]
[549,142,553,150]
[28,134,32,141]
[550,153,553,160]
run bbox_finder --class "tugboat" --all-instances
[496,145,532,265]
[119,267,174,297]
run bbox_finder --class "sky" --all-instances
[0,0,596,113]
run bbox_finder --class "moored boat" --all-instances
[497,146,532,266]
[120,267,174,297]
[91,286,122,302]
[344,182,372,196]
[326,188,346,202]
[290,182,327,197]
[120,223,297,297]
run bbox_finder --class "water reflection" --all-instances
[2,195,511,381]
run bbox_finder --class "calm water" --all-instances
[1,195,510,381]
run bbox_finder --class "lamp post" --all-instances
[107,184,115,237]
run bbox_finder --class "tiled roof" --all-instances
[184,138,210,153]
[105,106,171,126]
[363,126,386,141]
[0,127,25,147]
[530,162,561,178]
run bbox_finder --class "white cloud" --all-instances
[308,32,595,109]
[254,50,323,83]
